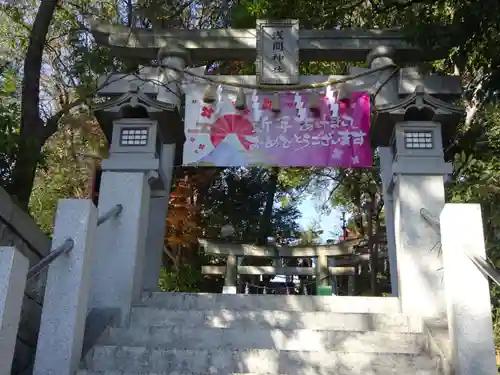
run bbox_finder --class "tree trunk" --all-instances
[258,167,279,245]
[370,218,381,296]
[7,0,58,210]
[370,197,382,296]
[241,167,279,288]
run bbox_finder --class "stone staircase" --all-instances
[78,292,441,375]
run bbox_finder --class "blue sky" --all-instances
[297,195,342,243]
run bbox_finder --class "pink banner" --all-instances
[183,91,372,167]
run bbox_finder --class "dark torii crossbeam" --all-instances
[89,19,446,63]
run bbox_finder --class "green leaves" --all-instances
[200,167,302,243]
[0,66,21,187]
[158,265,201,293]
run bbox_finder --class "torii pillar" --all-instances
[142,45,188,292]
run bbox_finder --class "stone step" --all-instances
[140,292,401,313]
[129,308,424,333]
[78,374,289,375]
[84,346,439,374]
[100,326,425,353]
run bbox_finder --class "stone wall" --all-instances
[0,187,51,375]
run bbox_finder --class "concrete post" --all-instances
[327,257,337,295]
[158,54,186,109]
[142,144,176,292]
[367,46,399,106]
[142,190,169,292]
[347,275,355,296]
[440,204,497,375]
[379,147,398,296]
[89,170,152,324]
[139,50,187,292]
[393,159,448,318]
[222,254,238,294]
[33,199,97,375]
[368,46,399,297]
[316,255,329,288]
[0,247,28,375]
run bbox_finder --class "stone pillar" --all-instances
[142,144,176,292]
[142,190,169,292]
[139,49,187,292]
[222,254,238,294]
[347,275,355,296]
[327,256,337,295]
[316,255,329,289]
[379,147,398,296]
[34,199,97,375]
[368,46,399,297]
[89,119,158,324]
[157,47,188,110]
[0,247,28,375]
[367,46,399,106]
[391,122,451,319]
[440,204,497,375]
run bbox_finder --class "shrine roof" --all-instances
[372,85,464,148]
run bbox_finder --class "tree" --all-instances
[1,0,235,215]
[0,67,20,187]
[0,7,25,189]
[228,0,500,298]
[298,220,323,245]
[7,0,61,209]
[199,167,301,242]
[2,0,225,209]
[164,167,219,272]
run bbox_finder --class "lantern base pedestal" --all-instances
[222,286,237,294]
[316,285,333,296]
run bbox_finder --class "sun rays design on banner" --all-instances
[196,90,266,166]
[210,114,257,151]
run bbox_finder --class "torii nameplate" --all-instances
[256,19,299,85]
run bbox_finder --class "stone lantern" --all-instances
[89,64,185,323]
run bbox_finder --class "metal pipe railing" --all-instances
[420,207,500,287]
[420,208,441,234]
[97,204,123,226]
[26,203,123,281]
[466,252,500,287]
[26,238,75,281]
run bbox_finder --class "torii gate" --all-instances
[87,19,462,324]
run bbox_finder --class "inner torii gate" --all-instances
[88,19,463,324]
